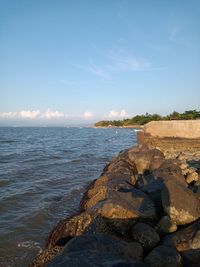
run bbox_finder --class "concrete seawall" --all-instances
[144,120,200,139]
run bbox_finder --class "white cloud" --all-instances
[41,109,65,119]
[107,109,129,119]
[0,109,66,120]
[19,110,40,119]
[83,111,93,120]
[0,112,17,118]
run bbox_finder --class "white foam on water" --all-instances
[17,241,42,253]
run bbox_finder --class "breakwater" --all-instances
[31,141,200,267]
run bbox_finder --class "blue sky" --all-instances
[0,0,200,125]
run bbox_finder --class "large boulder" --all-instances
[162,179,200,225]
[89,188,157,220]
[89,188,157,234]
[80,159,137,211]
[164,220,200,267]
[127,145,165,174]
[144,245,182,267]
[153,161,187,187]
[47,234,146,267]
[131,223,160,251]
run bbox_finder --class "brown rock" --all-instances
[46,212,92,249]
[89,188,157,234]
[153,161,187,187]
[127,145,165,174]
[186,171,199,184]
[165,220,200,267]
[162,179,200,225]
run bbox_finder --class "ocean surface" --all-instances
[0,127,137,267]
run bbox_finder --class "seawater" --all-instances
[0,127,137,267]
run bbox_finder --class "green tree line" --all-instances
[95,110,200,127]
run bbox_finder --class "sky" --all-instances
[0,0,200,126]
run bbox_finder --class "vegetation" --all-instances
[95,110,200,127]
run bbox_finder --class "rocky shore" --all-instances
[30,142,200,267]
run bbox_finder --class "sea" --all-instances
[0,127,137,267]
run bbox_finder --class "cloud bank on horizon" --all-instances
[0,109,129,125]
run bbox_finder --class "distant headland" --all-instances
[94,110,200,127]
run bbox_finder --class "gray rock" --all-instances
[145,245,182,267]
[162,179,200,225]
[47,234,144,267]
[131,223,160,251]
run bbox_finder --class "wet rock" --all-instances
[47,234,144,267]
[131,223,160,251]
[89,188,157,234]
[46,212,92,249]
[30,246,62,267]
[186,171,199,184]
[164,220,200,267]
[144,245,182,267]
[162,179,200,225]
[155,216,177,235]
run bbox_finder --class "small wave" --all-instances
[17,240,42,252]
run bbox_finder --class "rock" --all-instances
[188,167,198,174]
[155,216,177,235]
[30,246,62,267]
[80,159,137,211]
[81,185,108,210]
[46,212,92,249]
[47,234,144,267]
[144,245,182,267]
[131,223,160,251]
[179,163,189,171]
[138,179,164,214]
[89,188,157,234]
[177,153,188,161]
[162,179,200,225]
[164,220,200,267]
[186,171,199,184]
[84,215,115,236]
[153,161,187,187]
[127,145,165,174]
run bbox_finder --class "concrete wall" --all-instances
[144,120,200,139]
